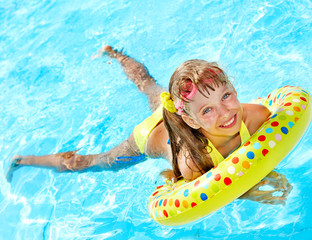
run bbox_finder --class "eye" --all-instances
[203,107,211,114]
[222,93,231,100]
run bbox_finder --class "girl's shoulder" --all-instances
[242,103,271,135]
[177,147,203,181]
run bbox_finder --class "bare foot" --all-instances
[91,45,122,60]
[6,155,23,182]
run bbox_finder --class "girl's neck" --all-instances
[203,130,240,149]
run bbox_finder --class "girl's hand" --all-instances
[6,155,23,182]
[239,170,293,205]
[160,169,178,183]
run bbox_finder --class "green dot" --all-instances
[278,115,286,120]
[169,210,175,216]
[191,191,198,199]
[212,184,219,193]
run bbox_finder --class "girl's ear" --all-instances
[181,114,201,129]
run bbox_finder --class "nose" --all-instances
[217,105,230,120]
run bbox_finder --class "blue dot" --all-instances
[178,189,184,195]
[253,143,261,150]
[200,193,208,201]
[269,100,273,106]
[155,211,159,218]
[271,114,277,119]
[203,182,209,189]
[238,148,245,154]
[288,122,294,128]
[277,93,281,99]
[265,128,273,134]
[281,127,288,134]
[184,189,189,197]
[159,199,163,207]
[247,151,255,159]
[206,171,212,179]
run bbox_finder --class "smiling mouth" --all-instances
[219,114,237,128]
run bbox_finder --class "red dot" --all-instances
[262,149,269,156]
[175,199,180,208]
[194,180,200,187]
[224,177,232,185]
[244,141,250,146]
[191,202,197,208]
[163,199,167,207]
[152,191,159,196]
[155,201,159,208]
[284,102,292,106]
[286,93,292,97]
[232,157,239,164]
[300,97,307,102]
[214,173,221,181]
[156,185,164,189]
[163,210,168,218]
[258,135,266,141]
[271,121,279,127]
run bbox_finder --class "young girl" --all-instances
[7,46,291,205]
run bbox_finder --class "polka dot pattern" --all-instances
[149,86,311,226]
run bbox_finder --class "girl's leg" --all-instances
[94,45,165,112]
[7,46,159,181]
[6,133,143,182]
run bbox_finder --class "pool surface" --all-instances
[1,0,312,239]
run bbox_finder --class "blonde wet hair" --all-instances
[163,59,233,179]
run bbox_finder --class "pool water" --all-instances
[1,0,312,239]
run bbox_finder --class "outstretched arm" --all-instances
[93,45,165,111]
[239,170,293,205]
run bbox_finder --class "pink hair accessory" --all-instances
[181,82,197,100]
[204,78,214,84]
[175,100,184,115]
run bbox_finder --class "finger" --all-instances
[261,199,286,205]
[255,189,283,196]
[281,184,293,198]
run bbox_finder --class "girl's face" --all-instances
[182,83,243,141]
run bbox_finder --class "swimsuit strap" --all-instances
[206,140,224,167]
[239,120,251,144]
[206,121,250,166]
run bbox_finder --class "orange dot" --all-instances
[294,117,299,122]
[182,200,189,208]
[194,180,200,187]
[232,157,239,164]
[175,199,180,208]
[169,199,173,206]
[293,106,300,112]
[293,93,300,96]
[242,161,250,169]
[214,173,221,181]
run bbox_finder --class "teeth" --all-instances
[221,117,235,127]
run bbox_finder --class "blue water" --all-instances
[1,0,312,239]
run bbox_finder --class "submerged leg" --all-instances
[6,133,145,182]
[93,45,165,112]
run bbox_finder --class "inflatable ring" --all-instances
[148,86,312,226]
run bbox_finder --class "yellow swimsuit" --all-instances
[133,106,163,153]
[207,120,250,166]
[134,105,250,161]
